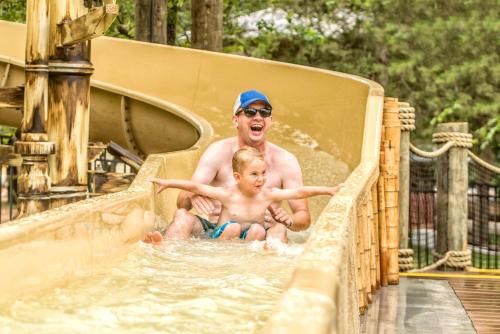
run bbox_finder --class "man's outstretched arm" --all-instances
[277,153,311,231]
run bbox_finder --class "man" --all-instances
[145,89,310,243]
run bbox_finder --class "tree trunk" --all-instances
[167,0,178,45]
[135,0,167,44]
[191,0,223,52]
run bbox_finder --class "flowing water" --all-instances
[0,113,350,333]
[0,240,306,334]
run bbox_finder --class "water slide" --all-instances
[0,20,383,333]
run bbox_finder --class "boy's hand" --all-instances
[149,178,169,194]
[328,183,345,196]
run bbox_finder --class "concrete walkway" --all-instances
[360,278,476,334]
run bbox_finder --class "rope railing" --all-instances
[399,101,481,272]
[404,113,500,272]
[409,249,472,272]
[396,98,498,274]
[409,130,474,159]
[409,141,455,158]
[467,150,500,174]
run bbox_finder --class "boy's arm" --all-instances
[267,185,343,202]
[151,178,227,202]
[176,142,222,212]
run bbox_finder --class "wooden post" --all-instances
[436,123,470,259]
[191,0,223,51]
[436,139,448,258]
[378,171,388,286]
[368,191,377,293]
[371,183,381,289]
[47,0,92,208]
[397,102,415,272]
[398,102,414,249]
[361,198,372,303]
[14,0,55,218]
[357,206,367,313]
[44,0,117,208]
[383,97,400,285]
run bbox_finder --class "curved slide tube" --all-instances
[0,20,383,333]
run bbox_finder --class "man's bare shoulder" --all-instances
[204,137,238,157]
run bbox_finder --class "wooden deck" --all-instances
[449,276,500,334]
[401,271,500,334]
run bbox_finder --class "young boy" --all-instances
[150,147,342,241]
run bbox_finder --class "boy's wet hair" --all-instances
[232,147,265,173]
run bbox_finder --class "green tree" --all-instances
[0,0,25,22]
[1,0,497,160]
[222,0,499,161]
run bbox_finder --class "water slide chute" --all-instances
[0,20,383,333]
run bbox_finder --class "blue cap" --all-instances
[232,90,272,115]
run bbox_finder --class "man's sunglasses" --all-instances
[236,107,272,118]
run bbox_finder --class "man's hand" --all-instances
[267,205,293,228]
[190,194,216,215]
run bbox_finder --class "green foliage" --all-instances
[0,125,16,144]
[0,0,25,23]
[222,0,499,161]
[106,0,135,39]
[1,0,497,160]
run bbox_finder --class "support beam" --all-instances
[1,63,11,87]
[58,1,119,46]
[0,87,24,108]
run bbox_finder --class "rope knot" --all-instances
[398,102,416,132]
[432,131,473,148]
[432,249,471,268]
[398,248,414,271]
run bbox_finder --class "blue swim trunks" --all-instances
[196,215,217,233]
[210,221,252,239]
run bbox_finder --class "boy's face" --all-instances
[234,159,267,195]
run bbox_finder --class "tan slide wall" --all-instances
[0,20,384,333]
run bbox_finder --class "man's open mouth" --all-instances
[250,124,263,134]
